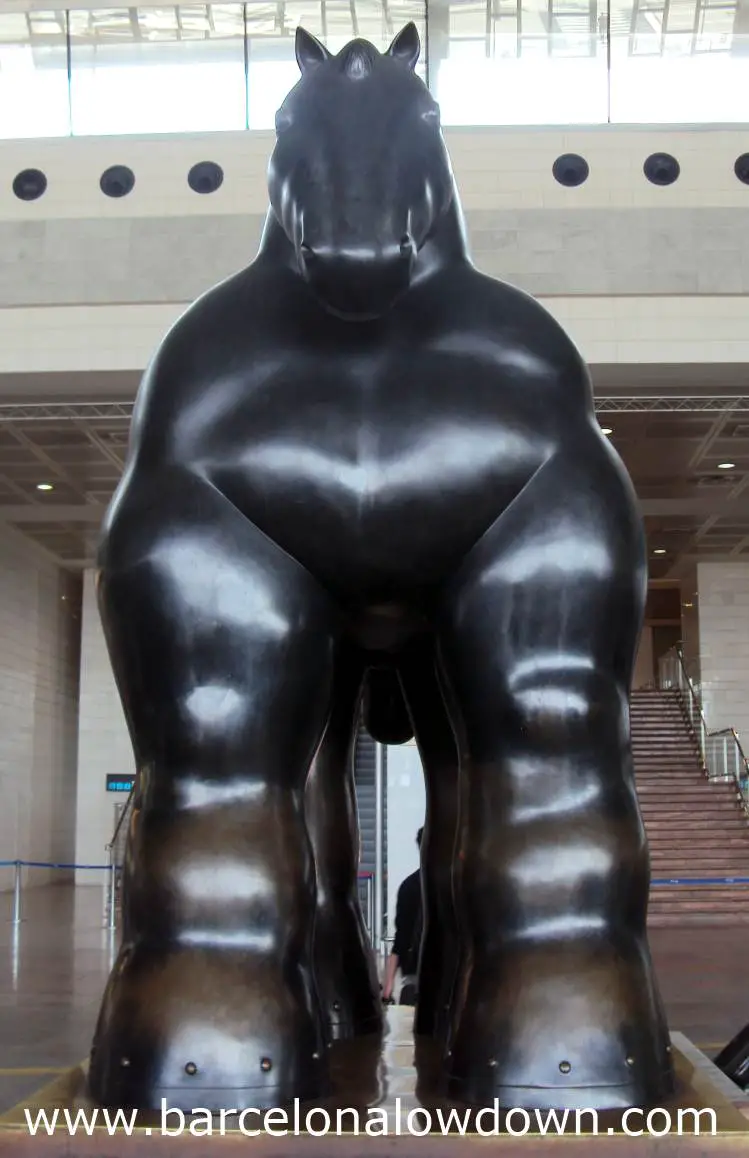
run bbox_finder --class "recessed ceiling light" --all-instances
[36,482,54,491]
[600,426,613,435]
[717,462,735,470]
[653,548,667,555]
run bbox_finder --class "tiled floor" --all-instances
[1,885,748,1114]
[0,885,117,1112]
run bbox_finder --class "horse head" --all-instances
[267,23,455,320]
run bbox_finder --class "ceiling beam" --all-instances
[639,497,749,517]
[686,410,733,471]
[1,496,749,527]
[0,505,106,523]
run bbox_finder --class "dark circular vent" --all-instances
[643,153,680,186]
[734,153,749,185]
[552,153,589,187]
[100,165,135,198]
[188,161,224,195]
[12,168,47,201]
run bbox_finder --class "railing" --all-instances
[657,646,749,815]
[2,856,378,943]
[0,859,116,928]
[103,783,137,928]
[357,873,375,944]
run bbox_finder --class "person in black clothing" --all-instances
[382,828,423,1005]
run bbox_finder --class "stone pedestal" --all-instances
[2,1010,747,1156]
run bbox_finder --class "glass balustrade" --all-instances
[658,645,749,815]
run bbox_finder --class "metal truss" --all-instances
[595,396,749,413]
[0,402,134,422]
[2,396,749,423]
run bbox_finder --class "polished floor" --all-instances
[1,884,748,1114]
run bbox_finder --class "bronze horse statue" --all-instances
[88,24,674,1112]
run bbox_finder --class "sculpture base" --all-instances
[2,1011,748,1155]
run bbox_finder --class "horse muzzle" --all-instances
[298,237,416,319]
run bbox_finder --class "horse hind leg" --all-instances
[306,646,384,1043]
[398,639,463,1047]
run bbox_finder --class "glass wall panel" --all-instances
[69,4,247,136]
[0,11,70,138]
[609,0,749,121]
[1,0,746,141]
[245,0,427,130]
[433,0,610,125]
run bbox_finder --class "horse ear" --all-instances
[295,26,331,72]
[386,22,420,70]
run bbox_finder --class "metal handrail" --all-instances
[101,778,138,931]
[106,780,137,852]
[657,646,749,814]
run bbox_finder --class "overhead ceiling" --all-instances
[1,387,748,579]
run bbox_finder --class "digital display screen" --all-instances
[106,775,135,793]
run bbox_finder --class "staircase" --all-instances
[632,689,749,925]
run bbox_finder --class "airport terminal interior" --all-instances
[2,0,749,1133]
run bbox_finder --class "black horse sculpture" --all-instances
[88,23,674,1112]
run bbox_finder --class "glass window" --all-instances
[0,11,70,138]
[609,0,749,121]
[434,0,609,125]
[69,4,247,136]
[245,0,427,130]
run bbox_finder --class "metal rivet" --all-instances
[332,1001,340,1011]
[666,1045,672,1053]
[260,1057,272,1073]
[488,1058,497,1068]
[312,1052,320,1060]
[559,1061,571,1074]
[120,1057,130,1067]
[185,1062,197,1076]
[626,1056,635,1068]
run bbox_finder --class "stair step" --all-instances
[648,847,749,855]
[650,859,749,866]
[619,694,747,918]
[650,883,749,891]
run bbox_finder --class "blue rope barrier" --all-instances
[21,861,112,871]
[652,876,749,885]
[0,859,112,870]
[2,862,749,886]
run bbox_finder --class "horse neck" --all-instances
[417,187,471,274]
[256,184,471,277]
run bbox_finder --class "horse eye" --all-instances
[275,110,293,135]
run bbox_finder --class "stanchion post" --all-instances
[106,846,117,931]
[365,875,373,942]
[12,860,22,926]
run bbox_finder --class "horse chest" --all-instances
[196,349,547,591]
[206,352,543,513]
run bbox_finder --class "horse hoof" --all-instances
[88,942,328,1110]
[445,938,674,1110]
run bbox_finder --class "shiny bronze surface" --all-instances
[397,641,462,1043]
[7,1013,747,1156]
[305,649,383,1042]
[89,23,673,1111]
